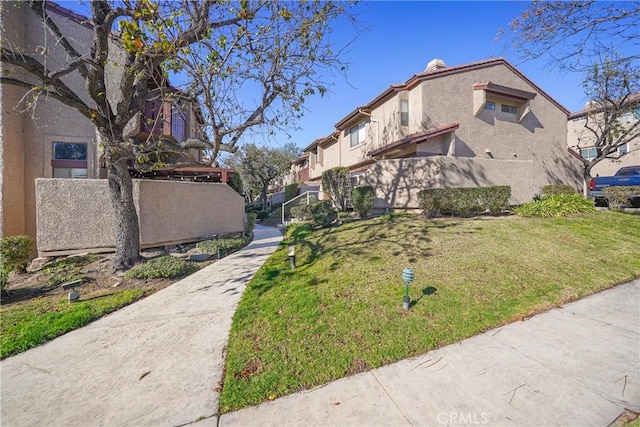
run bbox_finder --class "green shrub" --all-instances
[309,200,337,228]
[417,186,511,217]
[351,186,375,218]
[602,186,640,210]
[542,184,576,196]
[196,236,246,256]
[284,183,299,203]
[290,204,313,221]
[514,193,596,217]
[321,167,350,212]
[1,235,32,273]
[246,212,257,233]
[124,255,197,279]
[256,210,270,220]
[477,186,511,215]
[1,235,32,292]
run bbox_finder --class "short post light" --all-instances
[402,267,414,310]
[288,244,296,270]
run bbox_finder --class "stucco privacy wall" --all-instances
[359,157,537,209]
[1,3,98,239]
[36,179,245,256]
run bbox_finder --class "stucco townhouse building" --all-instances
[1,1,204,244]
[294,58,583,210]
[567,94,640,177]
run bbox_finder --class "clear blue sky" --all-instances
[60,1,590,153]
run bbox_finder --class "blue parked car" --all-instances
[589,165,640,207]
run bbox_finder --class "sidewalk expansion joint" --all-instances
[371,371,414,426]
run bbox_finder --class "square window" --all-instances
[580,147,597,160]
[485,102,495,111]
[501,104,517,114]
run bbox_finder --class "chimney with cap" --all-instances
[425,58,447,73]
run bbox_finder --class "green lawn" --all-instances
[0,289,149,359]
[220,211,640,412]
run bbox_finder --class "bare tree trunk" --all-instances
[107,158,141,272]
[582,166,592,197]
[261,185,269,211]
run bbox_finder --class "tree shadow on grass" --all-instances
[289,216,464,271]
[409,286,437,308]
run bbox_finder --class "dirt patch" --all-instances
[0,252,215,308]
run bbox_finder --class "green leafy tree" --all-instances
[321,167,350,212]
[1,1,355,271]
[237,144,298,210]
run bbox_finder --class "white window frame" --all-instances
[580,147,597,160]
[485,101,495,111]
[617,143,629,157]
[349,122,366,148]
[400,99,409,126]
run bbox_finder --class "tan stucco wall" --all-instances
[1,3,97,240]
[567,116,640,177]
[359,157,537,209]
[36,179,245,255]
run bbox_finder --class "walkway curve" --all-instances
[0,224,283,427]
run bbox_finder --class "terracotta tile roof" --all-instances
[301,131,340,153]
[473,81,537,101]
[45,1,93,29]
[568,93,640,119]
[335,58,569,130]
[292,154,309,165]
[367,122,460,157]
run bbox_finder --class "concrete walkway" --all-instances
[2,227,638,427]
[221,280,640,427]
[0,225,283,427]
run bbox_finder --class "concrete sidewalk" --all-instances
[221,280,640,427]
[0,225,282,427]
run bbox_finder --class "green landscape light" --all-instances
[402,267,414,310]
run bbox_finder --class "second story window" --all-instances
[501,104,517,114]
[618,143,629,157]
[350,122,366,147]
[400,100,409,126]
[580,147,597,160]
[485,101,495,110]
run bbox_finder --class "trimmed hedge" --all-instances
[514,193,596,217]
[417,186,511,217]
[309,200,337,228]
[246,213,257,233]
[351,186,375,218]
[602,185,640,210]
[542,184,576,196]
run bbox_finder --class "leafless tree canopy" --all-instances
[509,0,640,72]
